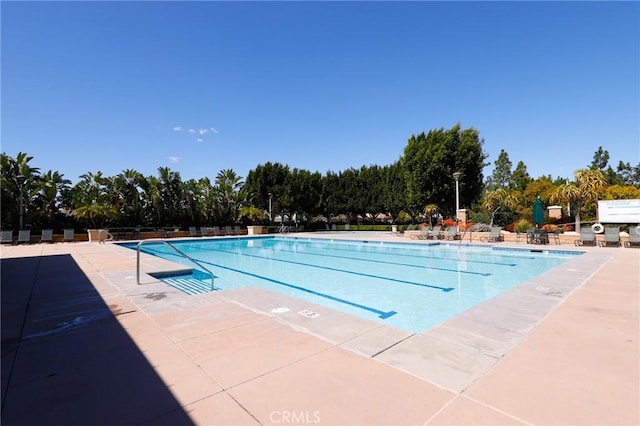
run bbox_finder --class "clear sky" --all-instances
[2,1,638,185]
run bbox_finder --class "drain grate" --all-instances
[298,309,320,319]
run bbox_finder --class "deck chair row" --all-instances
[0,229,75,244]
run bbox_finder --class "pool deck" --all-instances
[1,233,638,425]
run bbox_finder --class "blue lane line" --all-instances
[297,242,522,266]
[143,247,397,319]
[218,243,494,276]
[163,244,457,292]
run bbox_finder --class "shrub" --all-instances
[515,219,533,233]
[470,222,491,232]
[443,218,457,228]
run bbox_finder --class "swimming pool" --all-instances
[124,236,580,332]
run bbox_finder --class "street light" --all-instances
[268,192,272,223]
[453,172,461,231]
[17,174,26,230]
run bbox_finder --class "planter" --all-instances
[247,226,264,235]
[87,229,112,243]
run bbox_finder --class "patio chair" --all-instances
[200,227,211,237]
[428,225,442,240]
[549,230,561,245]
[212,226,222,236]
[599,227,621,247]
[445,227,459,241]
[410,227,430,240]
[40,229,54,243]
[17,230,31,244]
[63,229,74,242]
[234,225,242,235]
[225,225,235,236]
[574,227,596,246]
[481,226,503,242]
[1,230,13,244]
[624,226,640,248]
[189,226,199,237]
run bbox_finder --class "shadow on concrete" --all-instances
[1,254,194,425]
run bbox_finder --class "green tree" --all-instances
[401,124,488,218]
[590,146,610,170]
[486,149,513,190]
[512,161,532,192]
[550,169,607,230]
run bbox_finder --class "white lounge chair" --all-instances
[212,226,222,236]
[445,227,459,240]
[225,225,235,236]
[189,226,199,237]
[410,227,430,240]
[63,229,74,242]
[234,225,242,235]
[17,230,31,244]
[599,227,621,247]
[40,229,53,243]
[1,230,13,244]
[200,227,211,237]
[625,226,640,248]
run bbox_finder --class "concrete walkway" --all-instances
[1,236,638,425]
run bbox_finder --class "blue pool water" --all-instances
[122,237,580,332]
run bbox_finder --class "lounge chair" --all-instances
[1,230,13,244]
[212,226,222,236]
[200,227,211,237]
[234,225,242,235]
[428,225,442,240]
[17,230,31,244]
[40,229,54,243]
[574,227,596,246]
[63,229,74,242]
[189,226,199,237]
[225,225,235,236]
[624,226,640,248]
[599,227,621,247]
[410,227,430,240]
[445,227,459,240]
[481,226,503,242]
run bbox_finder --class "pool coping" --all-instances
[112,234,610,392]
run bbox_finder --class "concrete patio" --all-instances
[1,234,638,425]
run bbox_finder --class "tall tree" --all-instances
[486,149,513,190]
[401,124,487,218]
[590,146,610,170]
[550,169,607,231]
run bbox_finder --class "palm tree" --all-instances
[550,169,607,231]
[0,152,41,229]
[482,188,519,227]
[37,170,71,227]
[423,204,439,227]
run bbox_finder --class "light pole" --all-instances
[268,192,272,223]
[453,172,461,231]
[17,174,25,230]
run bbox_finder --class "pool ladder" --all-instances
[136,239,216,290]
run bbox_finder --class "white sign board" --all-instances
[597,199,640,223]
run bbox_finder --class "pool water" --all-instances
[124,236,579,332]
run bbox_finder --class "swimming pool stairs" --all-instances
[161,274,214,295]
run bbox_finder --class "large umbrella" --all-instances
[532,196,545,228]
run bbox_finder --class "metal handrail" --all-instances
[136,239,215,290]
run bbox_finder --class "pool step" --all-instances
[162,277,214,295]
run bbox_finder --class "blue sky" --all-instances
[2,1,638,185]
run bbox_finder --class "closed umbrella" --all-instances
[532,196,545,228]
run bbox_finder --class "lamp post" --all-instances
[268,192,272,224]
[17,174,26,230]
[453,172,461,231]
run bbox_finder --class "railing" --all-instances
[136,239,215,290]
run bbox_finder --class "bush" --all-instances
[443,218,457,228]
[470,222,491,232]
[515,219,533,233]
